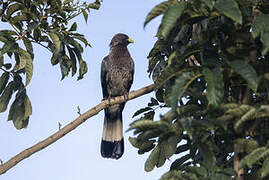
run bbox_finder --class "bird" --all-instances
[100,33,134,159]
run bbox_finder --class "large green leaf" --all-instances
[251,14,269,38]
[22,38,34,58]
[14,49,27,71]
[170,154,192,170]
[69,22,77,31]
[6,3,22,18]
[260,31,269,56]
[234,107,256,133]
[17,49,33,86]
[261,157,269,178]
[199,142,216,166]
[252,14,269,55]
[239,147,266,169]
[144,0,174,27]
[215,0,242,24]
[161,2,185,39]
[145,144,160,172]
[77,60,87,80]
[164,135,179,159]
[132,107,153,118]
[8,94,31,129]
[49,32,61,54]
[145,142,167,172]
[203,67,224,107]
[228,60,259,92]
[0,81,13,112]
[0,72,10,95]
[170,70,203,110]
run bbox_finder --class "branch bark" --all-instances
[0,84,155,175]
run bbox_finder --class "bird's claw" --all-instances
[124,93,129,102]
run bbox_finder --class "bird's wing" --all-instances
[101,56,109,98]
[127,58,135,92]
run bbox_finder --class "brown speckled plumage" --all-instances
[100,33,134,159]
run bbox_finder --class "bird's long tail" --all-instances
[101,104,124,159]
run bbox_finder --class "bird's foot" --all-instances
[102,96,112,106]
[123,92,129,102]
[108,96,112,105]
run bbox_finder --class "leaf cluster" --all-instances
[130,0,269,179]
[0,0,101,129]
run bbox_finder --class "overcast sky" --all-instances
[0,0,174,179]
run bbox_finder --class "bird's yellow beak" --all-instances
[128,38,134,43]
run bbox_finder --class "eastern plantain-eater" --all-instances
[100,33,134,159]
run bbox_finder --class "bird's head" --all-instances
[109,33,134,48]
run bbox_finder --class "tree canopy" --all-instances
[128,0,269,179]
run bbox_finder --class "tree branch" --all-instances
[0,84,155,175]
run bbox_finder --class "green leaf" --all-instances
[175,144,190,154]
[239,147,266,169]
[202,0,214,10]
[261,157,269,178]
[215,0,242,24]
[161,2,185,39]
[49,32,61,54]
[9,94,30,129]
[0,81,13,112]
[170,70,203,110]
[6,3,22,18]
[22,38,34,58]
[234,107,256,133]
[21,49,33,86]
[10,15,28,24]
[60,55,71,80]
[88,0,101,10]
[132,107,153,118]
[170,154,192,170]
[73,35,91,47]
[69,22,77,31]
[138,141,156,154]
[14,49,28,71]
[24,95,32,119]
[144,0,173,27]
[82,10,88,23]
[203,67,224,107]
[160,170,183,180]
[145,145,160,172]
[0,72,10,95]
[145,142,167,171]
[128,119,158,134]
[63,0,73,5]
[260,30,269,56]
[1,41,16,54]
[228,60,259,92]
[199,142,216,166]
[148,97,159,106]
[164,135,179,158]
[77,60,87,80]
[251,14,269,38]
[251,14,269,55]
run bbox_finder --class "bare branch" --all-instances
[0,84,155,175]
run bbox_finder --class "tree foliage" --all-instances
[0,0,101,129]
[129,0,269,179]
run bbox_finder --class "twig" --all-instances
[0,84,155,175]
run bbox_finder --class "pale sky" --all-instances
[0,0,174,179]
